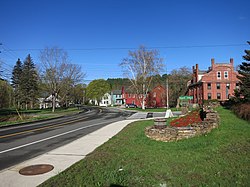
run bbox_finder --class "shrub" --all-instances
[231,103,250,121]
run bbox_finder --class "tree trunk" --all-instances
[142,83,146,110]
[52,94,56,112]
[30,101,33,109]
[142,98,146,110]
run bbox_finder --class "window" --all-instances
[224,71,228,79]
[207,83,211,90]
[153,92,156,98]
[208,93,211,100]
[128,94,131,98]
[216,83,220,89]
[236,82,240,89]
[217,93,221,100]
[226,83,230,89]
[217,71,221,79]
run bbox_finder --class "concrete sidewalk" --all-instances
[0,119,136,187]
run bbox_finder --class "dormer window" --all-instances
[217,71,221,79]
[224,71,228,79]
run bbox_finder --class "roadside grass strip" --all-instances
[39,107,250,187]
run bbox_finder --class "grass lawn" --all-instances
[40,107,250,187]
[125,107,179,112]
[0,107,81,126]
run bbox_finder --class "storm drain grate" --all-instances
[19,164,54,176]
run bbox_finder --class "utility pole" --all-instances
[166,76,169,109]
[165,64,169,109]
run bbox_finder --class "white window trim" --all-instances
[224,71,228,79]
[217,71,221,79]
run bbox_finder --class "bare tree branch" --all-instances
[120,45,164,109]
[39,47,85,112]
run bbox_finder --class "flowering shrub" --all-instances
[170,110,202,127]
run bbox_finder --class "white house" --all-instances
[90,93,112,107]
[38,95,60,109]
[100,93,112,107]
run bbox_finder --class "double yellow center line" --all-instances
[0,117,88,139]
[0,108,103,139]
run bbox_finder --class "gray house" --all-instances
[111,90,124,106]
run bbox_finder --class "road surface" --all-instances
[0,106,132,171]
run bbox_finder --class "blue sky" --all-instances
[0,0,249,83]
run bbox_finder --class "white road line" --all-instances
[0,122,107,154]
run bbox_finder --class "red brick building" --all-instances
[146,85,167,108]
[123,85,167,108]
[187,58,239,104]
[123,92,143,107]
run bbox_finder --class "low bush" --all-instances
[231,103,250,121]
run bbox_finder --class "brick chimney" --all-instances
[195,64,198,83]
[230,58,234,66]
[211,58,215,69]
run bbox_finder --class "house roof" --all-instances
[112,90,122,95]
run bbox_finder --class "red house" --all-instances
[187,58,239,104]
[147,85,167,108]
[123,85,167,108]
[123,92,144,107]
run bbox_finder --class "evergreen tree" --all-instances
[11,58,23,108]
[21,54,38,109]
[237,41,250,102]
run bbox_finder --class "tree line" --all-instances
[0,47,85,112]
[1,44,249,112]
[106,67,192,107]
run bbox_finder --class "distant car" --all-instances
[125,103,137,108]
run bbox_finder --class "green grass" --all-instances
[125,107,179,112]
[40,107,250,187]
[0,107,81,126]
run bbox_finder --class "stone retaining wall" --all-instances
[145,110,220,142]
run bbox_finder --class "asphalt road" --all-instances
[0,106,133,171]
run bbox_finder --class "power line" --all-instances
[2,44,19,59]
[2,43,247,52]
[0,66,12,74]
[0,59,14,69]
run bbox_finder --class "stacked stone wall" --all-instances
[145,110,220,142]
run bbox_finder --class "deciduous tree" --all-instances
[39,47,84,112]
[120,46,164,109]
[71,83,86,105]
[0,80,13,109]
[86,79,110,104]
[168,67,192,107]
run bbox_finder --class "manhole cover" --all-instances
[19,164,54,176]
